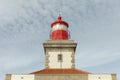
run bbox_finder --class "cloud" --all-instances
[0,42,43,70]
[76,48,120,68]
[0,0,120,80]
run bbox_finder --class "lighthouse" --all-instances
[29,16,91,74]
[43,16,77,69]
[51,16,69,40]
[5,16,117,80]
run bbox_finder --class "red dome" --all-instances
[51,16,69,28]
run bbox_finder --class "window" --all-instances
[58,54,62,62]
[21,77,23,79]
[98,77,101,79]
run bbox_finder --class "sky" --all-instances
[0,0,120,80]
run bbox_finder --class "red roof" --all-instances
[31,68,90,74]
[51,16,69,28]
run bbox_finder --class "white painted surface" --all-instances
[48,52,72,68]
[52,24,68,31]
[88,74,112,80]
[11,74,34,80]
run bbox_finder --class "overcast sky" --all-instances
[0,0,120,80]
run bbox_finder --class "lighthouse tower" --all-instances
[31,16,90,74]
[44,16,76,69]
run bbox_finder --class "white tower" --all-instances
[44,40,77,69]
[44,16,77,69]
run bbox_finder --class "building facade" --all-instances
[5,16,117,80]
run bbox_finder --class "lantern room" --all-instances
[51,16,70,40]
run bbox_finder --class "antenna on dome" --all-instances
[58,0,62,16]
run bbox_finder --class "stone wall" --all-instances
[5,74,11,80]
[35,74,88,80]
[5,74,117,80]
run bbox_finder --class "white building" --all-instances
[5,16,117,80]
